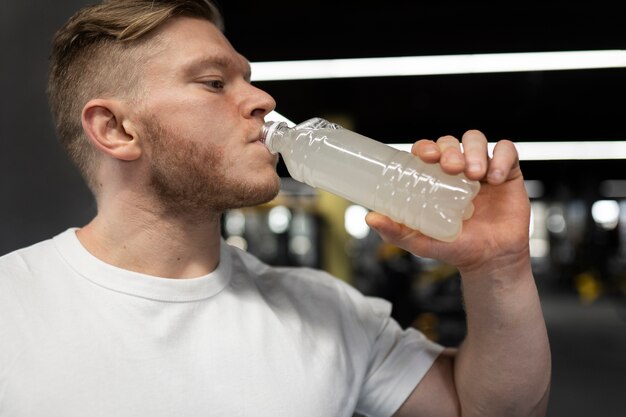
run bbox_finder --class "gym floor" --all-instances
[541,290,626,417]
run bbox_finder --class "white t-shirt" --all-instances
[0,228,443,417]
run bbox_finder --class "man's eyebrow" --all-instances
[182,55,252,81]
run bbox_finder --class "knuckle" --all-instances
[436,135,460,148]
[437,135,457,142]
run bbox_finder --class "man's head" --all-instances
[48,0,223,192]
[48,0,279,217]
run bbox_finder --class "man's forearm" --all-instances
[453,258,551,417]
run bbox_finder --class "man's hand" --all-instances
[373,130,550,417]
[366,130,530,275]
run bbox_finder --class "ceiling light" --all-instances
[252,50,626,81]
[388,141,626,161]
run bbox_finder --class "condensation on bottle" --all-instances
[261,117,481,242]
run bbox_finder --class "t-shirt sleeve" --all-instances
[348,290,445,417]
[263,265,446,417]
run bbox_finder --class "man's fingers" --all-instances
[365,212,436,257]
[365,212,403,241]
[411,132,516,183]
[412,136,463,171]
[488,140,520,184]
[461,130,489,180]
[412,139,440,163]
[436,135,465,174]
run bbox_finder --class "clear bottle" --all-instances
[261,118,480,242]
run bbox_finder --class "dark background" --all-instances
[2,0,626,254]
[1,1,625,416]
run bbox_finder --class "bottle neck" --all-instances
[261,121,288,154]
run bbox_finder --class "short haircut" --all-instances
[47,0,224,191]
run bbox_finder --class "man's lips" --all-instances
[250,129,267,144]
[250,136,265,145]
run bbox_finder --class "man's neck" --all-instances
[76,204,223,279]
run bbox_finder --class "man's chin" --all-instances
[233,176,281,209]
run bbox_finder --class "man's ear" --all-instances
[81,99,141,161]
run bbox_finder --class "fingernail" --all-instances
[422,146,438,157]
[489,169,504,182]
[447,154,464,165]
[467,162,482,173]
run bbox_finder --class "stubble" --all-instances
[144,118,280,220]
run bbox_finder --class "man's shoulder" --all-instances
[225,242,389,320]
[226,242,346,292]
[0,238,56,272]
[0,235,64,298]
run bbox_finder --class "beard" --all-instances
[143,118,280,220]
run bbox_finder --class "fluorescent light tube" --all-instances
[252,50,626,81]
[388,141,626,161]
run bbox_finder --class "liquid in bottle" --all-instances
[261,118,480,242]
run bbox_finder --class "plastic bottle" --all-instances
[261,117,480,242]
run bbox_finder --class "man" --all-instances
[0,1,551,416]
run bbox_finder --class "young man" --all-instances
[0,1,550,416]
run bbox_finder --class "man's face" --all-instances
[134,17,280,217]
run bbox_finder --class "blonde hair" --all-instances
[47,0,224,191]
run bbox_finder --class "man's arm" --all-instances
[366,131,551,417]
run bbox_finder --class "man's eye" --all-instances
[203,80,225,90]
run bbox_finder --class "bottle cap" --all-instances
[261,121,286,153]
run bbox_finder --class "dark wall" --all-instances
[1,0,96,255]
